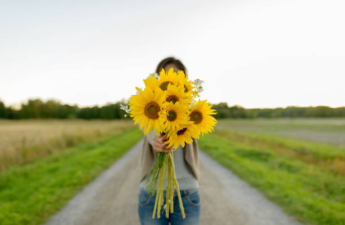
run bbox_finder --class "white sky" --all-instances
[0,0,344,109]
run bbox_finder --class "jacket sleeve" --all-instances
[145,129,156,146]
[138,122,156,146]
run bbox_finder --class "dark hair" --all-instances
[155,57,187,75]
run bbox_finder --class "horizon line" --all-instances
[1,97,344,110]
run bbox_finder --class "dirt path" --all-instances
[45,139,302,225]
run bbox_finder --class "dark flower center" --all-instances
[167,110,177,121]
[160,81,172,91]
[166,95,179,103]
[144,102,160,119]
[190,110,203,124]
[177,128,187,135]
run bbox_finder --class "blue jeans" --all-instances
[138,187,201,225]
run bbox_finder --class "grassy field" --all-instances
[0,119,134,173]
[0,127,143,225]
[215,118,345,146]
[199,118,345,225]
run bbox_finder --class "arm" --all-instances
[142,127,155,146]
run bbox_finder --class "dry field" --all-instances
[0,119,134,172]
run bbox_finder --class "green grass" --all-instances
[216,118,345,132]
[216,118,345,147]
[0,128,143,225]
[199,129,345,225]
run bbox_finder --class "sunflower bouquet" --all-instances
[121,68,217,219]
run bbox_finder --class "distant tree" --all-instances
[213,102,230,118]
[0,100,6,118]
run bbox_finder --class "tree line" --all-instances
[213,103,345,118]
[0,99,126,120]
[0,98,344,120]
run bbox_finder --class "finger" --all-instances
[163,144,174,151]
[161,140,170,148]
[153,147,164,153]
[153,143,170,152]
[154,144,173,153]
[161,138,169,144]
[162,140,171,147]
[160,135,167,141]
[155,148,173,153]
[153,136,163,145]
[163,143,173,150]
[153,143,162,151]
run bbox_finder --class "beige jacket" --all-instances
[139,130,200,183]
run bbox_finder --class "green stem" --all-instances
[145,152,166,195]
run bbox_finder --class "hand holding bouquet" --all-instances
[121,68,217,219]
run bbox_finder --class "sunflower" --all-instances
[165,83,191,105]
[157,68,181,91]
[176,71,197,99]
[165,123,200,149]
[143,74,159,92]
[159,101,190,133]
[129,87,165,135]
[189,100,217,136]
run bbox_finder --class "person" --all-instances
[137,57,201,225]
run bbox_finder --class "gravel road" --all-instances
[45,139,302,225]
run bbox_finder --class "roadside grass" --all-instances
[198,129,345,225]
[216,118,345,147]
[216,118,345,132]
[0,128,143,225]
